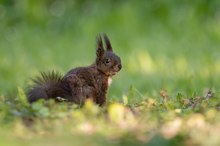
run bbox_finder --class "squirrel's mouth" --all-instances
[109,71,119,76]
[109,66,122,76]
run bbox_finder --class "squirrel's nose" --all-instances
[118,64,122,70]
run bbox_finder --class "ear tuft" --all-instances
[103,33,112,51]
[96,34,104,58]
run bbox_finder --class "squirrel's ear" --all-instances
[96,34,104,58]
[103,33,112,51]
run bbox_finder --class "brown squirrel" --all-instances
[27,34,122,106]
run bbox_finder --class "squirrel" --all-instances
[27,34,122,106]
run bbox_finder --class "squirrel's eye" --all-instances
[105,58,111,64]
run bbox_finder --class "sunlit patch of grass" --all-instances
[135,51,156,74]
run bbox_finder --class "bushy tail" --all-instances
[27,71,70,103]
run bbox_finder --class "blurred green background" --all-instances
[1,0,220,100]
[1,1,220,146]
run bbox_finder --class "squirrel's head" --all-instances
[96,34,122,76]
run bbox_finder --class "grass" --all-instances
[1,0,220,145]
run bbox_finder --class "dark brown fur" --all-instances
[27,34,122,106]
